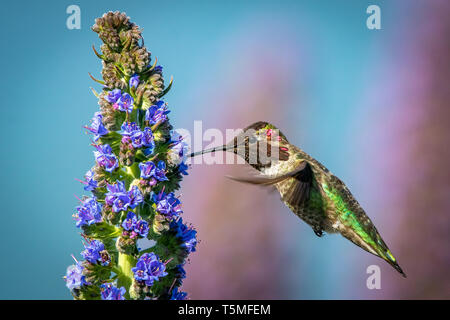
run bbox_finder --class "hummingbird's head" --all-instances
[189,121,290,165]
[242,121,289,143]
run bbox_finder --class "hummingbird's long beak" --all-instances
[189,145,229,158]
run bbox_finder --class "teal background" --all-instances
[1,0,448,299]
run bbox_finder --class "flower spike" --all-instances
[65,11,195,301]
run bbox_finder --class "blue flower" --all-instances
[154,65,163,73]
[112,193,131,213]
[129,74,139,89]
[178,162,189,176]
[65,263,86,291]
[139,161,156,179]
[139,160,167,182]
[105,181,142,212]
[117,93,134,113]
[170,218,197,253]
[135,220,149,237]
[122,212,148,238]
[122,211,137,231]
[145,100,169,125]
[105,181,127,206]
[142,127,154,148]
[83,170,98,191]
[143,144,155,157]
[85,112,108,141]
[75,197,102,228]
[132,260,149,282]
[152,191,182,220]
[105,89,122,104]
[131,253,168,287]
[154,160,168,181]
[170,287,187,300]
[128,186,143,209]
[81,240,109,266]
[93,144,118,172]
[100,283,126,300]
[131,130,145,148]
[168,130,189,166]
[120,122,140,136]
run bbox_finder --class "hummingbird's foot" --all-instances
[313,229,324,237]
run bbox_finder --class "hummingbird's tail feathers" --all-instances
[371,235,407,278]
[340,224,407,278]
[391,261,407,278]
[381,250,407,278]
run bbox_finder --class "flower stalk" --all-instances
[64,11,196,300]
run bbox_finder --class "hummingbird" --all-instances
[190,121,406,277]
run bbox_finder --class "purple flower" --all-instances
[120,122,140,136]
[142,127,154,148]
[178,162,189,176]
[170,218,197,253]
[170,287,187,300]
[132,260,149,282]
[131,253,168,287]
[122,211,138,231]
[128,186,143,209]
[100,283,126,300]
[129,74,139,89]
[139,160,167,182]
[117,93,134,113]
[135,220,149,237]
[152,191,182,220]
[105,181,142,212]
[105,89,122,104]
[65,263,86,290]
[75,197,102,228]
[119,123,153,152]
[131,130,145,148]
[122,212,148,237]
[112,193,131,212]
[81,240,110,266]
[154,161,168,181]
[85,112,108,141]
[83,170,98,191]
[145,100,169,125]
[168,130,189,166]
[93,144,118,172]
[105,181,127,206]
[154,65,163,73]
[139,161,156,179]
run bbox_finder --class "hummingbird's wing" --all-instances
[281,161,313,207]
[226,161,313,205]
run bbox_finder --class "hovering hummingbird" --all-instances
[190,121,406,277]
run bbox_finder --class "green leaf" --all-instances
[82,222,121,240]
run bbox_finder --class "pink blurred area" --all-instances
[178,3,450,299]
[181,20,304,299]
[356,2,450,299]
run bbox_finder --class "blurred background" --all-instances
[0,0,449,299]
